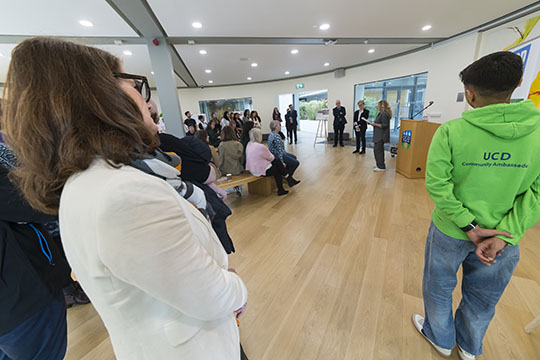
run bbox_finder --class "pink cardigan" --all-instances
[245,142,274,176]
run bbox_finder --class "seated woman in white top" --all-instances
[2,37,247,360]
[245,128,289,196]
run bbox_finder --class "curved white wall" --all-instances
[177,33,479,135]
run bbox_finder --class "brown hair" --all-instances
[378,100,393,118]
[1,37,159,214]
[221,126,237,141]
[194,129,208,143]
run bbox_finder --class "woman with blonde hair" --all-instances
[366,100,392,171]
[1,37,247,360]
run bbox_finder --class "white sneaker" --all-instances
[457,344,476,360]
[373,167,386,172]
[412,314,452,357]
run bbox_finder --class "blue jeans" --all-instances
[283,153,299,177]
[0,293,67,360]
[422,223,519,356]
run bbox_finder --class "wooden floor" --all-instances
[65,131,540,360]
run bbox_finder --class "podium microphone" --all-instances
[412,101,434,119]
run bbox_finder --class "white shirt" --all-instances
[59,159,247,360]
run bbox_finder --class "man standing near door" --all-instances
[333,100,347,147]
[353,100,369,154]
[285,104,298,144]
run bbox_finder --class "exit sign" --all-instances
[296,83,304,89]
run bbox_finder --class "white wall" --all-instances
[178,33,479,135]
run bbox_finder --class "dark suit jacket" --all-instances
[353,109,370,132]
[285,110,298,127]
[373,111,391,143]
[333,106,347,127]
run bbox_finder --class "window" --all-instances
[199,97,253,118]
[354,72,428,133]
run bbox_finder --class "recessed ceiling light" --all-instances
[199,50,207,55]
[319,24,330,30]
[205,69,212,73]
[324,62,330,67]
[0,52,4,57]
[368,49,375,53]
[291,49,299,54]
[123,50,133,56]
[208,80,213,84]
[422,25,432,31]
[79,20,94,27]
[285,71,290,75]
[247,77,252,80]
[192,22,203,29]
[151,71,154,74]
[251,63,258,67]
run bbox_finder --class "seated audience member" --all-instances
[1,38,247,359]
[219,126,244,176]
[147,99,166,133]
[184,111,196,136]
[241,121,255,153]
[0,142,71,360]
[250,110,262,128]
[221,111,231,129]
[195,129,220,177]
[207,119,221,147]
[246,128,289,196]
[195,130,227,199]
[268,120,301,187]
[159,131,212,184]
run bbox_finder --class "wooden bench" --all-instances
[215,171,276,196]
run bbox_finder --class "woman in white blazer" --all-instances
[2,38,247,360]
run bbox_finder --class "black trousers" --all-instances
[333,124,344,146]
[287,126,297,143]
[355,130,366,152]
[266,158,287,192]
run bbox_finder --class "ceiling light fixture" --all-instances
[0,52,4,57]
[208,80,213,84]
[205,69,212,73]
[251,63,258,67]
[422,25,432,31]
[123,50,133,56]
[291,49,299,54]
[192,22,203,29]
[285,71,290,75]
[247,77,252,80]
[79,20,94,27]
[319,24,330,30]
[324,62,330,67]
[199,49,207,55]
[151,71,154,74]
[368,49,375,53]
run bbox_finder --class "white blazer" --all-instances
[59,159,248,360]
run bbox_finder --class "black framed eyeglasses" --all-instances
[113,72,151,103]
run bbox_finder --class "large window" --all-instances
[199,97,253,118]
[354,72,428,133]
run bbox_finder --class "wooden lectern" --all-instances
[396,120,441,179]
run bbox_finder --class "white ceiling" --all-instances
[0,43,186,87]
[148,0,536,38]
[0,0,537,87]
[0,0,137,37]
[175,44,420,85]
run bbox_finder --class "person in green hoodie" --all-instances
[412,51,540,360]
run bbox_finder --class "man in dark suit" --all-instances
[332,99,347,147]
[285,104,298,144]
[353,100,369,154]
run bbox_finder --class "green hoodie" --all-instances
[426,100,540,245]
